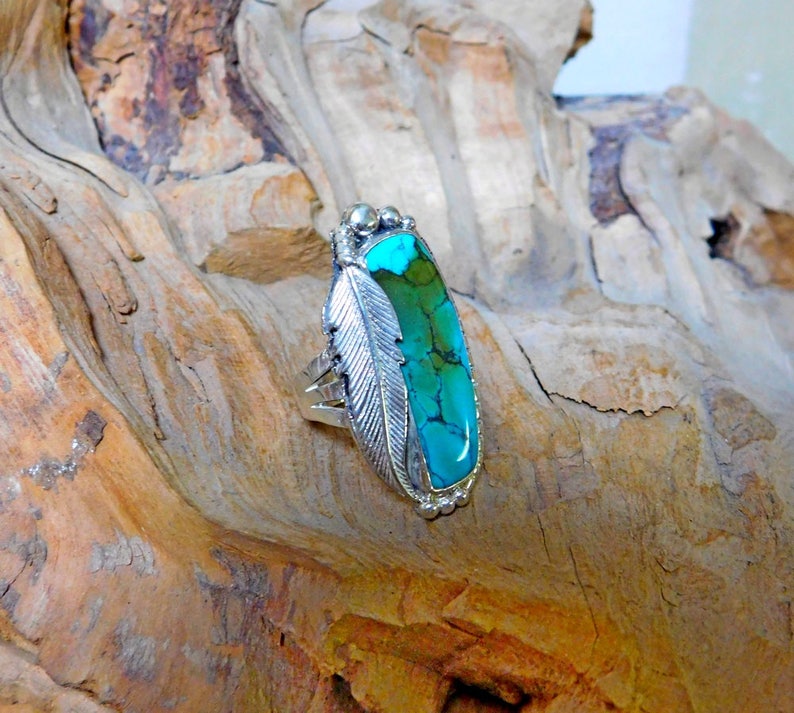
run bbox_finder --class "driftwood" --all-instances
[1,0,793,711]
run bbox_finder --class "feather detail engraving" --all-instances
[323,265,409,491]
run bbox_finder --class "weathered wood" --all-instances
[1,0,793,711]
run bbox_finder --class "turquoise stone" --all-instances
[364,232,479,489]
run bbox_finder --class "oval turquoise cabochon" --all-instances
[364,232,479,490]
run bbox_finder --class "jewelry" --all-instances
[296,203,481,518]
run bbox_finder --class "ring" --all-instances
[296,203,481,519]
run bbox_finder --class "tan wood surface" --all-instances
[0,1,792,711]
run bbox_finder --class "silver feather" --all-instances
[323,265,409,491]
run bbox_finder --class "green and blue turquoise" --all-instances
[364,232,479,489]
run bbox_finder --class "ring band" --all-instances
[296,203,481,518]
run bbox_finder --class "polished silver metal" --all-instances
[377,205,402,230]
[295,350,348,428]
[342,202,379,237]
[324,258,410,494]
[295,203,480,518]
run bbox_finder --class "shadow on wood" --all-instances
[0,0,792,711]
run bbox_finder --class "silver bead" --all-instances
[439,499,456,516]
[416,501,440,520]
[378,205,401,230]
[400,215,416,231]
[342,203,379,236]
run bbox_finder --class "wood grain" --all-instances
[0,0,792,711]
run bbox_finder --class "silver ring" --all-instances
[296,203,482,519]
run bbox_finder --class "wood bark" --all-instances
[0,1,793,711]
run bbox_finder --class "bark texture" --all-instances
[1,0,793,711]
